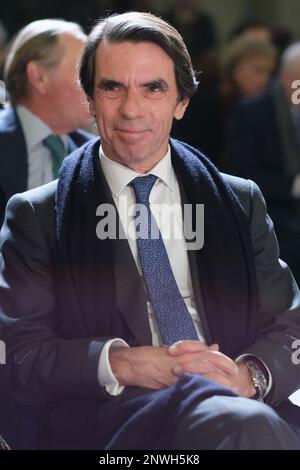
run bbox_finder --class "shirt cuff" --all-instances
[291,174,300,198]
[98,338,129,396]
[235,353,273,399]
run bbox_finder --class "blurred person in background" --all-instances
[224,42,300,285]
[0,19,93,225]
[0,20,94,448]
[220,35,277,110]
[172,36,276,164]
[229,18,294,71]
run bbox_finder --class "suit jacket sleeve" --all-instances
[239,179,300,405]
[0,193,110,405]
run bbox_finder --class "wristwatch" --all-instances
[245,359,268,400]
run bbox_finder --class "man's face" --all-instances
[89,41,189,172]
[233,54,275,96]
[44,34,91,132]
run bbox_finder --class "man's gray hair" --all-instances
[280,42,300,73]
[79,11,199,101]
[4,19,86,104]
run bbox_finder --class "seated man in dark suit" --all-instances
[0,19,94,225]
[224,42,300,284]
[0,12,300,450]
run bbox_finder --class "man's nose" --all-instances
[119,89,143,119]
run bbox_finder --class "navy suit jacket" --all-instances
[0,107,93,225]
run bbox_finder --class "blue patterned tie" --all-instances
[130,175,198,345]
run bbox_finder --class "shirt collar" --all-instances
[16,105,66,150]
[99,145,176,197]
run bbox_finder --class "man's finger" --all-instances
[173,358,228,377]
[204,351,239,375]
[174,350,239,376]
[208,343,219,351]
[168,340,208,356]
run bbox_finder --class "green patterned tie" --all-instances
[43,134,65,179]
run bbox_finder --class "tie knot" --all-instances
[130,175,158,204]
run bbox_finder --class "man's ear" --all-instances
[174,97,189,120]
[26,61,48,95]
[87,96,96,117]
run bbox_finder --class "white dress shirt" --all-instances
[16,105,66,189]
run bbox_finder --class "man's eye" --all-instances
[100,82,121,92]
[105,84,119,91]
[148,83,162,92]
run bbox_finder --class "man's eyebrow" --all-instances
[142,79,169,90]
[96,79,123,89]
[96,78,169,90]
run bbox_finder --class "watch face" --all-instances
[246,360,268,399]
